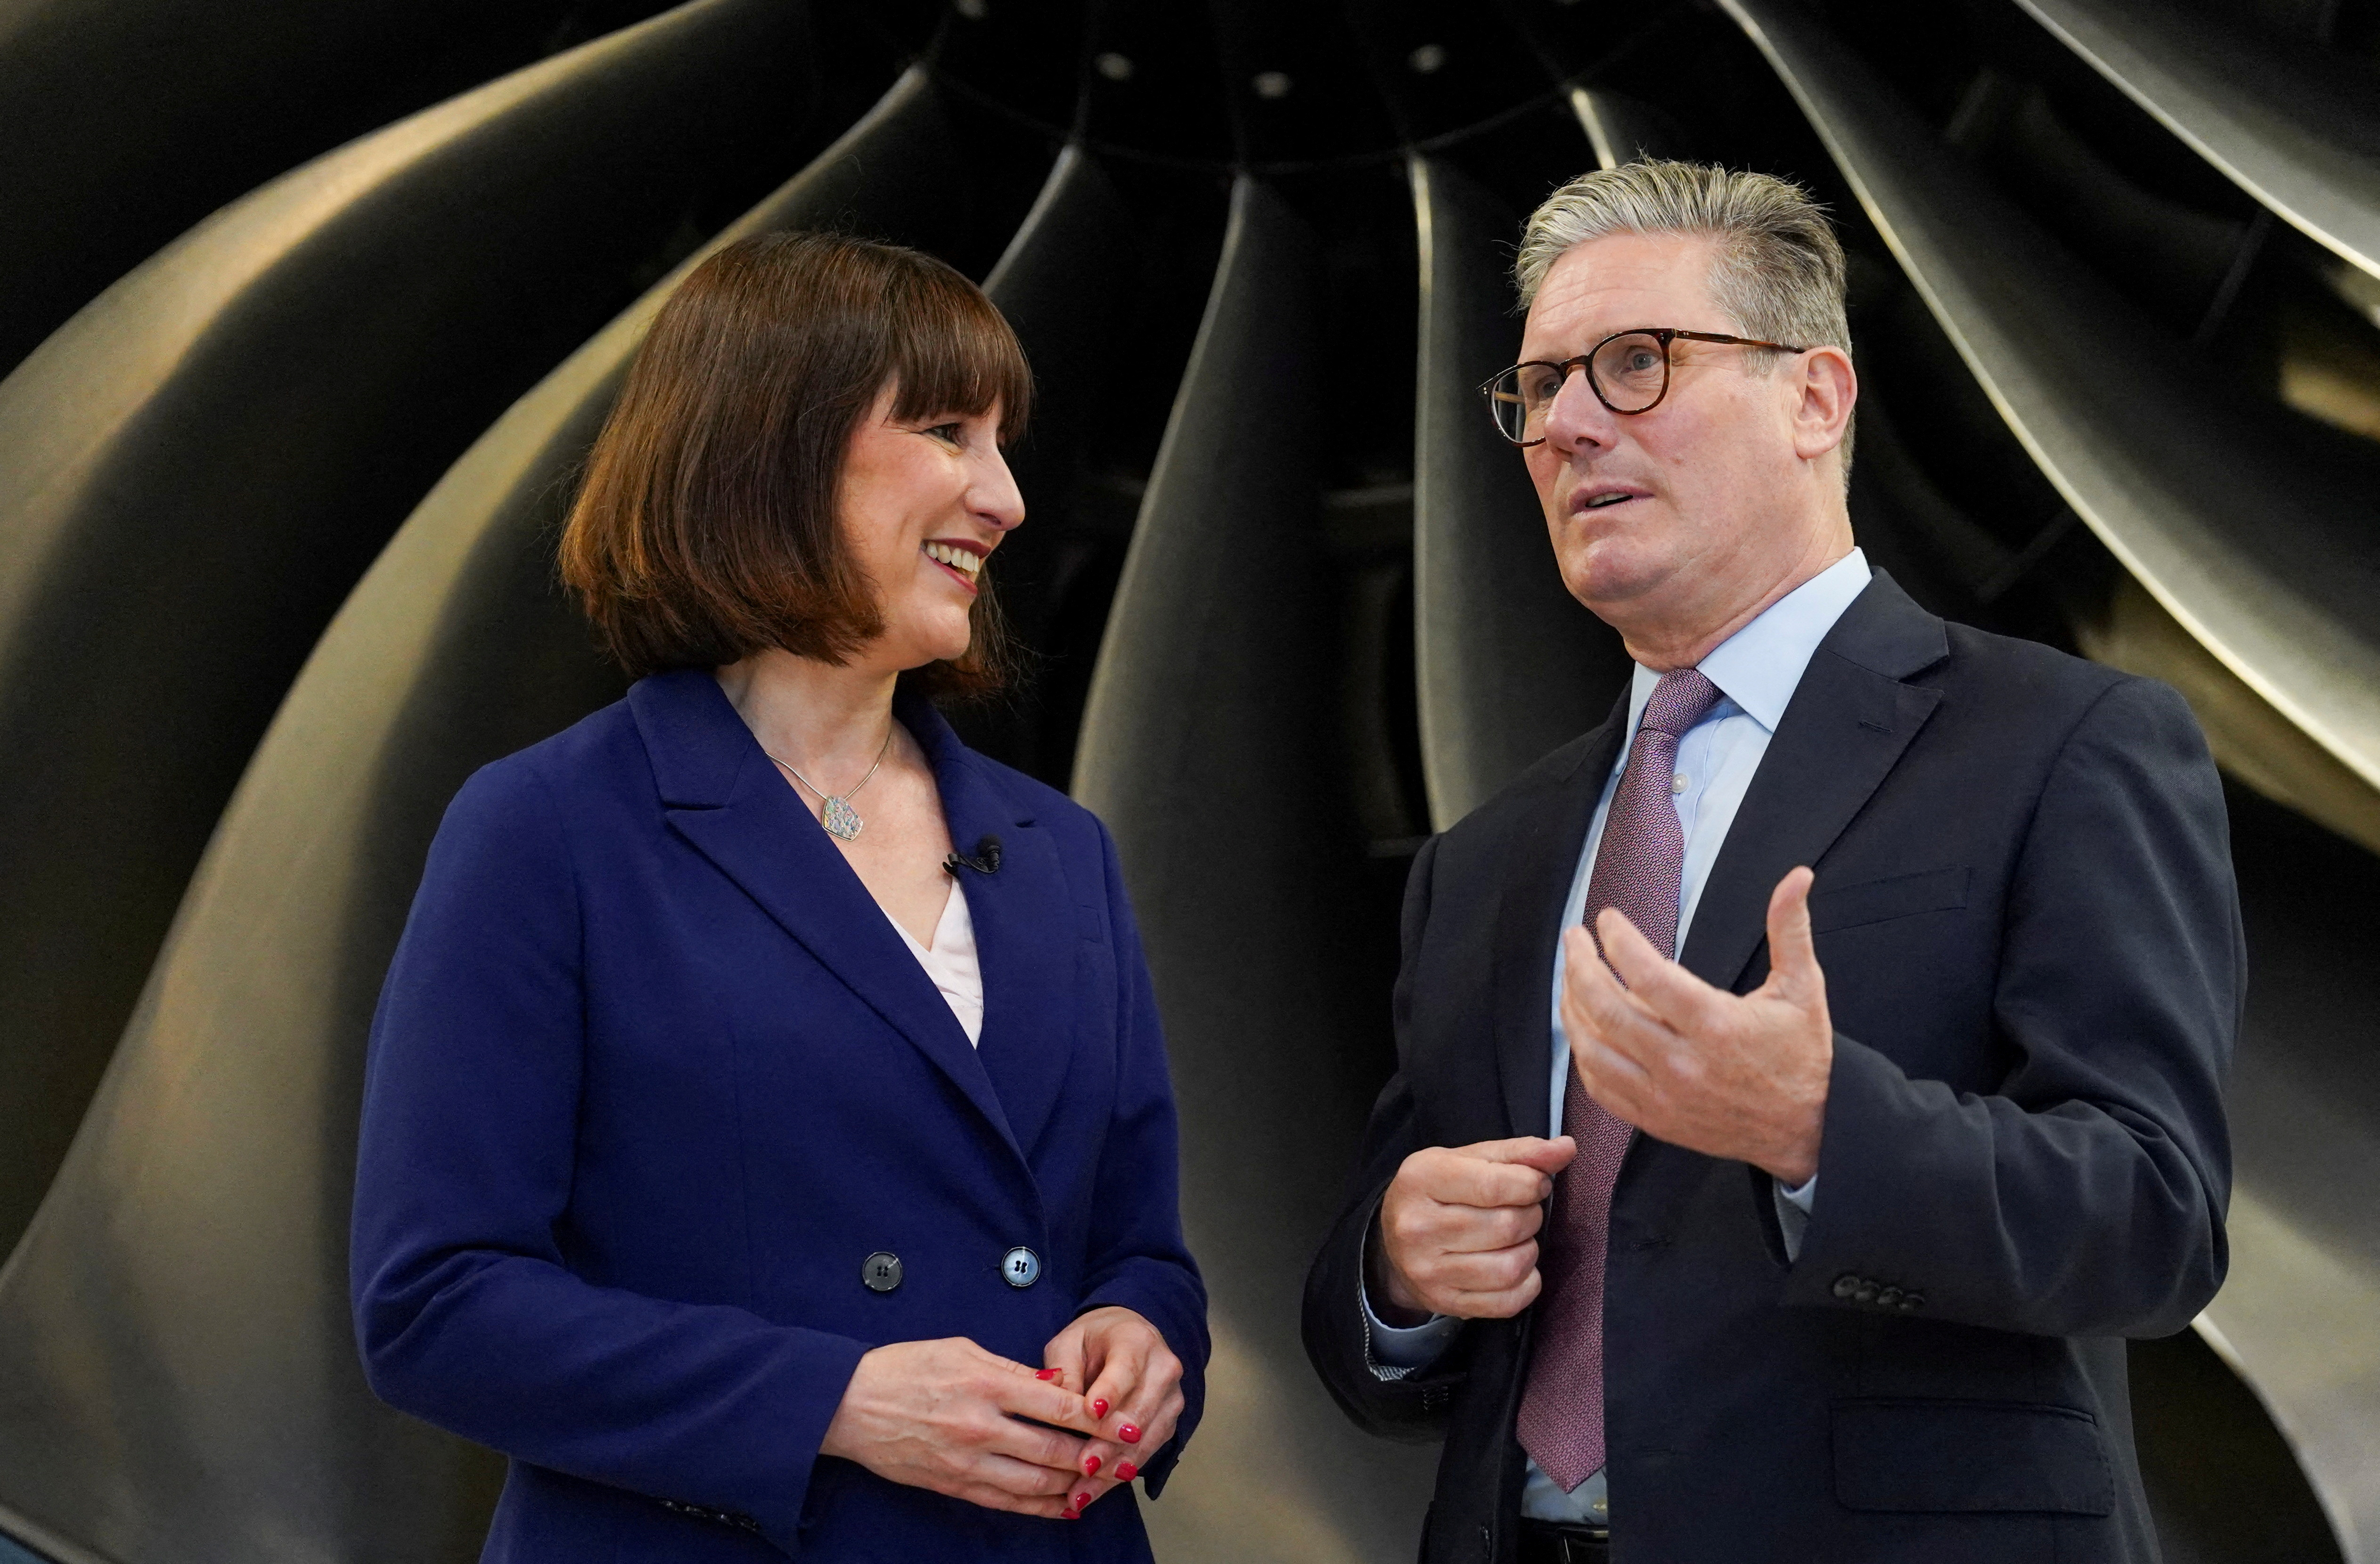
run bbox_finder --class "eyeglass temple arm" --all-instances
[1667,329,1808,351]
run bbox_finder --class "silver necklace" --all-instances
[766,725,894,842]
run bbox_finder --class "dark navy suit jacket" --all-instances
[352,669,1207,1562]
[1303,575,2241,1564]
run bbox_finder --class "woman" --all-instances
[351,231,1206,1561]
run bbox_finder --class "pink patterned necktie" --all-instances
[1518,667,1722,1493]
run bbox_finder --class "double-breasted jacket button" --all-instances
[1832,1273,1862,1300]
[1874,1286,1904,1309]
[862,1252,903,1293]
[1851,1279,1880,1303]
[1002,1246,1042,1288]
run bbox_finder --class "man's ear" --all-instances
[1789,345,1857,463]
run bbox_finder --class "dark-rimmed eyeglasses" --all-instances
[1478,327,1807,447]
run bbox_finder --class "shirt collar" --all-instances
[1624,547,1873,736]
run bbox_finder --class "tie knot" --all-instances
[1641,667,1722,740]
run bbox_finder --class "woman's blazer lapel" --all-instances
[627,670,1027,1166]
[902,695,1079,1165]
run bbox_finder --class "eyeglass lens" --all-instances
[1489,331,1672,441]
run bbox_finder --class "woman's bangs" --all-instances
[886,279,1033,445]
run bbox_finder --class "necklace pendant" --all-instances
[821,795,864,842]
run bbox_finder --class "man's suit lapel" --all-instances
[1490,690,1631,1141]
[1679,573,1950,993]
[629,671,1026,1165]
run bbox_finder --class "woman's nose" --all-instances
[976,446,1026,531]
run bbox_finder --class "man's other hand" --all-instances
[1372,1136,1578,1322]
[1562,865,1832,1185]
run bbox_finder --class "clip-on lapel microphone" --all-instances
[943,834,1002,877]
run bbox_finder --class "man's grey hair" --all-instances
[1515,160,1853,471]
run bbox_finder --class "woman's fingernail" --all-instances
[1118,1424,1142,1444]
[1115,1461,1138,1482]
[1061,1507,1079,1521]
[1091,1397,1109,1417]
[1083,1454,1102,1475]
[1035,1368,1059,1381]
[1074,1491,1093,1508]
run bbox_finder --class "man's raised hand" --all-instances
[1561,865,1832,1185]
[1372,1136,1577,1322]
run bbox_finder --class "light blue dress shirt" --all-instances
[1364,549,1874,1525]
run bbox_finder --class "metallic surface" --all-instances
[0,0,672,379]
[1073,179,1437,1564]
[0,0,810,1262]
[1568,88,1677,174]
[1718,0,2380,797]
[969,144,1135,781]
[1410,155,1628,829]
[2199,778,2380,1563]
[2078,578,2380,858]
[2013,0,2380,282]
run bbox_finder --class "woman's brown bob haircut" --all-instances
[560,230,1031,693]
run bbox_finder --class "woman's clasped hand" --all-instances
[820,1307,1185,1522]
[1041,1306,1188,1516]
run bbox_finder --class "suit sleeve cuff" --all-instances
[1358,1220,1459,1378]
[1774,1172,1817,1261]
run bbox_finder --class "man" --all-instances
[1302,161,2238,1564]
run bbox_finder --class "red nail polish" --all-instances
[1091,1397,1109,1417]
[1061,1507,1079,1521]
[1074,1492,1093,1508]
[1083,1454,1101,1476]
[1115,1462,1138,1482]
[1117,1423,1141,1444]
[1035,1368,1059,1381]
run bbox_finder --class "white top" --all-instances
[884,883,984,1046]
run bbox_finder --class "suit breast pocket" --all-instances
[1832,1398,2113,1515]
[1808,865,1970,935]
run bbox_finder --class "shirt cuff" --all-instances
[1358,1221,1461,1379]
[1774,1173,1817,1261]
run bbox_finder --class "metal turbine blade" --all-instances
[0,0,817,1270]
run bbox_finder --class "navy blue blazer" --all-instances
[1304,575,2240,1564]
[352,668,1207,1562]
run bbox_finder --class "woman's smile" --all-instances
[923,538,985,592]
